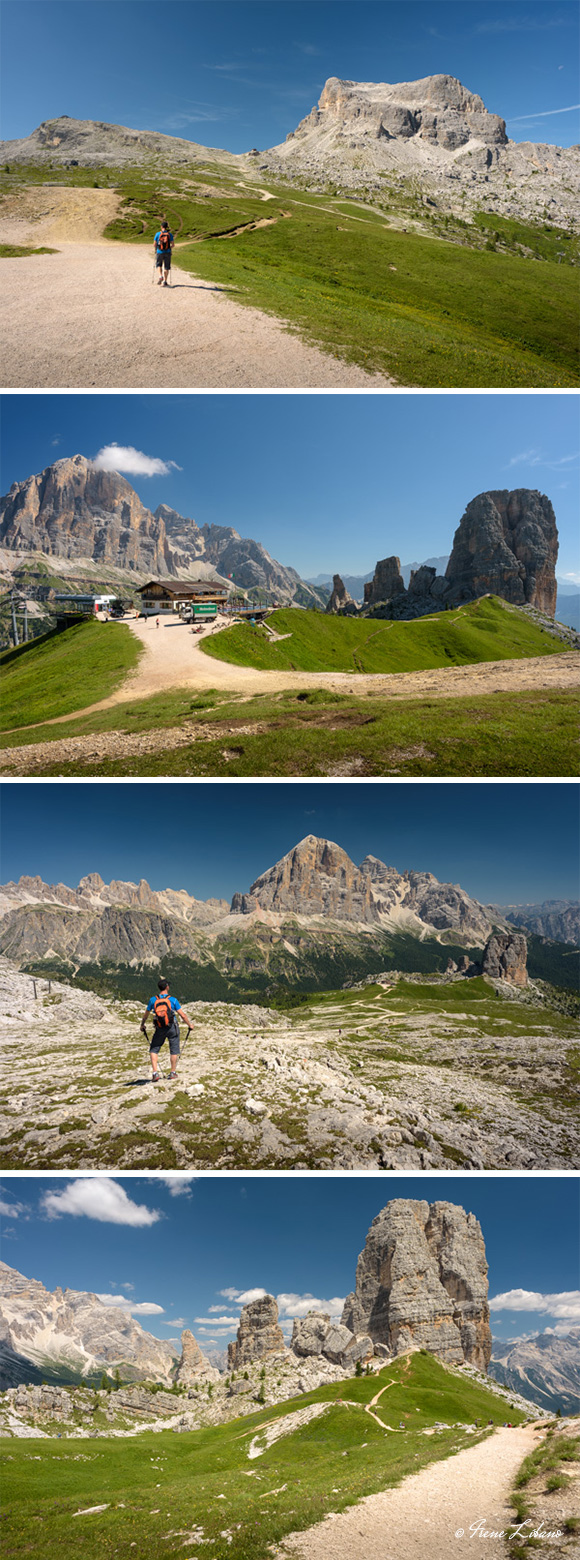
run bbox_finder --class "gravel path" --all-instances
[0,238,391,389]
[282,1425,541,1560]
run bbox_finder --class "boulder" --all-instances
[291,1312,331,1357]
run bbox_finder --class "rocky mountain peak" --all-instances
[227,1295,286,1368]
[341,1198,491,1372]
[445,489,558,615]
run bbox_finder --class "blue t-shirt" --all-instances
[154,230,174,253]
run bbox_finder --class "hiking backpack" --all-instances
[153,994,173,1028]
[158,230,171,251]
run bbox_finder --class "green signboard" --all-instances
[192,603,218,617]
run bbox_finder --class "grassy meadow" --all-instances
[1,160,578,386]
[0,620,142,730]
[200,597,566,673]
[1,1354,527,1560]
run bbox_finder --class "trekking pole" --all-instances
[181,1026,193,1057]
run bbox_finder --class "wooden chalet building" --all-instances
[137,581,230,617]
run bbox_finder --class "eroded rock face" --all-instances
[0,457,324,607]
[175,1329,217,1384]
[232,836,380,924]
[364,556,406,606]
[311,76,507,152]
[227,1295,286,1368]
[0,456,180,576]
[445,490,558,615]
[341,1198,492,1371]
[0,1260,178,1388]
[325,574,357,615]
[482,931,528,987]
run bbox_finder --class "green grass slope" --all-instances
[201,597,566,674]
[2,1353,527,1560]
[0,620,142,730]
[177,206,578,387]
[1,162,577,387]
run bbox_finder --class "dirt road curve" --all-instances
[0,185,390,388]
[282,1425,541,1560]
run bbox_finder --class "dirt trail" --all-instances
[282,1424,542,1560]
[0,186,392,388]
[2,613,578,746]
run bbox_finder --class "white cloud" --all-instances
[560,571,580,585]
[161,1317,186,1327]
[276,1292,345,1319]
[219,1287,242,1301]
[0,1198,26,1218]
[120,1282,135,1293]
[194,1315,240,1326]
[236,1288,268,1305]
[489,1289,580,1321]
[41,1179,160,1227]
[151,1175,198,1198]
[96,1293,165,1316]
[92,443,181,478]
[508,103,580,122]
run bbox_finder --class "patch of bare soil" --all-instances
[280,1426,542,1560]
[0,184,120,244]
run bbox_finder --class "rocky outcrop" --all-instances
[261,78,579,230]
[325,574,358,615]
[362,491,558,620]
[175,1329,218,1384]
[364,556,406,607]
[482,930,528,987]
[227,1295,286,1369]
[0,457,325,607]
[445,490,558,615]
[291,1313,373,1367]
[0,1261,178,1388]
[341,1199,492,1371]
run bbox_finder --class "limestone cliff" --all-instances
[0,1261,178,1387]
[341,1198,492,1371]
[227,1296,286,1368]
[175,1329,218,1384]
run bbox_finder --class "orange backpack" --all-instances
[153,994,173,1028]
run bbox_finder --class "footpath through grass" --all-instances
[0,620,142,730]
[2,162,576,386]
[201,597,565,674]
[2,1353,525,1560]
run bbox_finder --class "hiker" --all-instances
[153,220,174,285]
[140,978,194,1082]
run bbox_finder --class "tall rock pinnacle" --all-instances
[341,1199,492,1371]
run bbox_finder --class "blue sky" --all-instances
[1,1175,578,1349]
[2,394,579,583]
[2,1,579,150]
[1,781,578,906]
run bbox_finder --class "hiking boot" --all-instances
[168,1072,178,1082]
[151,1071,162,1082]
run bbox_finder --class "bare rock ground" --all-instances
[280,1424,542,1560]
[0,188,391,389]
[0,960,577,1170]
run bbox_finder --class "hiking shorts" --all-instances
[155,251,171,268]
[150,1024,180,1055]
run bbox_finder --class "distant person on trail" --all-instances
[140,978,194,1082]
[153,220,174,285]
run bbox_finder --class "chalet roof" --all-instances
[138,580,228,597]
